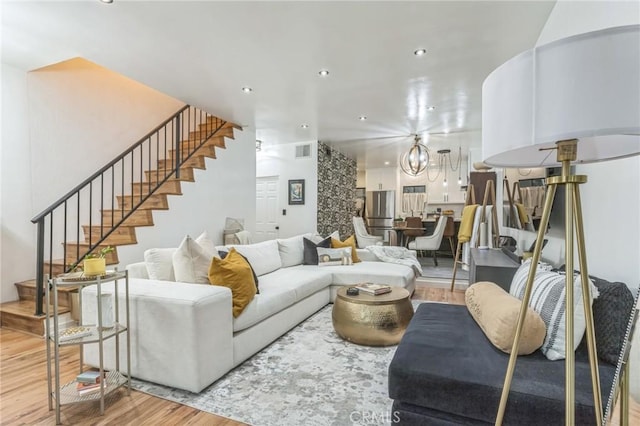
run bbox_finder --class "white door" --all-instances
[255,176,280,242]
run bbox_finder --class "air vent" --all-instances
[295,144,312,159]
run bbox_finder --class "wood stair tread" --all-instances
[16,279,80,293]
[1,300,70,336]
[1,300,70,316]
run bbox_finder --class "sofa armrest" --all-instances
[126,262,149,279]
[82,278,233,393]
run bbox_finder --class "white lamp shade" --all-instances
[482,25,640,167]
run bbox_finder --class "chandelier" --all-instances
[425,147,462,185]
[399,135,429,176]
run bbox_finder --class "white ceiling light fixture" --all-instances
[300,124,309,129]
[99,0,113,3]
[427,106,436,111]
[318,70,329,76]
[359,116,367,121]
[399,135,429,176]
[414,48,427,56]
[241,86,252,93]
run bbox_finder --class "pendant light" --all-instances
[400,135,429,176]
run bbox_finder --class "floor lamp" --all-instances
[481,25,640,425]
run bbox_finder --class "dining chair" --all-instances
[408,215,447,265]
[352,216,384,248]
[402,216,425,248]
[443,216,456,258]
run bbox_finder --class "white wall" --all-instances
[256,141,317,238]
[535,0,640,401]
[0,57,256,303]
[1,63,34,302]
[27,58,185,212]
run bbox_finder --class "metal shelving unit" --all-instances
[45,270,130,424]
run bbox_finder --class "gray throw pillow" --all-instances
[590,276,634,365]
[303,237,331,265]
[555,265,634,365]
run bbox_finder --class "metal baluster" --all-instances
[35,219,45,316]
[175,115,181,178]
[63,201,67,273]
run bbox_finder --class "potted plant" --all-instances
[82,246,114,276]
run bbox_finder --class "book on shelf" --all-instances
[76,370,105,384]
[58,326,92,342]
[77,381,104,396]
[355,283,392,295]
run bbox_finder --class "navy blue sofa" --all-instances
[388,303,616,425]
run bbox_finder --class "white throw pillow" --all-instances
[309,231,340,244]
[510,259,598,360]
[144,248,177,281]
[195,230,215,255]
[277,234,310,267]
[229,240,282,276]
[173,235,218,284]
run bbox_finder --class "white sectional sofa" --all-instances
[82,234,417,393]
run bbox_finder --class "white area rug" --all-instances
[132,301,426,426]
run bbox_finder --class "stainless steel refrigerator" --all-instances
[366,190,395,241]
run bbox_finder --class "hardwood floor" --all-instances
[1,284,637,425]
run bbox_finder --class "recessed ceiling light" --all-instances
[427,106,436,111]
[384,161,390,165]
[414,48,427,56]
[99,0,113,3]
[443,129,450,134]
[318,70,330,76]
[359,116,367,121]
[301,124,309,129]
[241,87,253,93]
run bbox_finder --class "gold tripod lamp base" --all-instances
[495,140,603,426]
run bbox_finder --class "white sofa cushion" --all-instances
[144,248,177,281]
[173,235,217,284]
[277,234,310,267]
[233,267,333,332]
[233,287,297,332]
[229,240,282,277]
[195,230,215,254]
[260,267,333,301]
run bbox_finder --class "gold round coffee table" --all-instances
[332,286,414,346]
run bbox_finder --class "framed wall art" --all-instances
[288,179,305,205]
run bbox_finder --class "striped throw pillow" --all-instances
[509,259,598,361]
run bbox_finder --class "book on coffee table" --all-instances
[355,283,392,295]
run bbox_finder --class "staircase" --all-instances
[0,106,241,335]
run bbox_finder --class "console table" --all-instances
[469,248,521,291]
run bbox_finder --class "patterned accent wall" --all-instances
[317,142,358,237]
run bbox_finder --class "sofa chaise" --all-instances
[82,234,418,392]
[389,265,638,425]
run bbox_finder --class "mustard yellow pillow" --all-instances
[208,248,257,317]
[465,281,546,355]
[331,236,360,263]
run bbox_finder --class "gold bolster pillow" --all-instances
[465,281,546,355]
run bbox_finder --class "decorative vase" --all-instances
[83,258,106,276]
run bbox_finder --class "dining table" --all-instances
[390,227,427,247]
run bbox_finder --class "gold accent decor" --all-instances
[495,139,603,426]
[332,287,414,346]
[83,258,106,276]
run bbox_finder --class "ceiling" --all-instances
[2,1,555,169]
